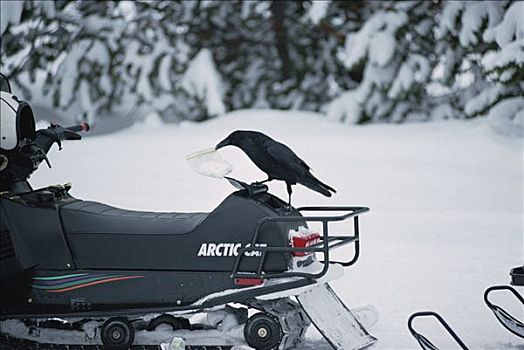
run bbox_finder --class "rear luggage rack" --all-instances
[231,206,369,280]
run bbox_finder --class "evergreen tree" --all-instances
[1,0,226,124]
[1,0,521,128]
[434,0,523,134]
[327,1,440,123]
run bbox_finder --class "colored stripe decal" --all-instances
[34,274,115,286]
[32,273,89,281]
[32,275,122,290]
[47,276,144,293]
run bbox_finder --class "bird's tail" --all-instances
[301,174,337,197]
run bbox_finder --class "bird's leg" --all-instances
[286,183,293,209]
[253,176,272,185]
[260,176,272,184]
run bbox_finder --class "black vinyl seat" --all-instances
[60,201,208,235]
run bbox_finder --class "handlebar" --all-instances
[62,122,90,133]
[29,122,90,169]
[35,122,90,152]
[3,122,91,190]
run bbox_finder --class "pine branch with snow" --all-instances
[1,0,228,124]
[328,1,439,123]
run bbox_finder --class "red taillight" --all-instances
[80,122,90,132]
[291,233,321,257]
[235,277,264,286]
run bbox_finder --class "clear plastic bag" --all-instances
[186,148,232,179]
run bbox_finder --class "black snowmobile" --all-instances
[0,75,376,350]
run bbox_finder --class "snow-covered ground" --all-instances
[31,110,523,349]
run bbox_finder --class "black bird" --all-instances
[215,130,336,205]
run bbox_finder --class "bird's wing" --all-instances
[266,142,311,172]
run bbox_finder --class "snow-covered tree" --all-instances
[0,0,363,121]
[478,1,523,136]
[119,1,225,123]
[434,0,523,134]
[274,1,364,111]
[177,0,276,110]
[1,0,227,124]
[327,1,439,123]
[153,0,364,112]
[1,0,521,130]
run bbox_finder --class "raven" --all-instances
[216,130,336,205]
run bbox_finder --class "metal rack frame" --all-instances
[231,206,369,280]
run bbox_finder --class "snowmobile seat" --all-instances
[60,200,208,235]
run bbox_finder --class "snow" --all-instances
[288,226,313,241]
[486,97,524,138]
[437,1,505,46]
[388,55,430,99]
[56,40,91,107]
[29,110,523,349]
[158,54,174,91]
[429,103,455,120]
[0,0,24,35]
[458,1,504,47]
[483,2,524,48]
[352,305,379,330]
[479,2,524,85]
[326,87,366,124]
[436,2,464,39]
[180,49,227,117]
[335,7,437,124]
[164,337,185,350]
[307,1,331,25]
[327,60,400,123]
[36,0,56,19]
[465,84,507,116]
[1,315,246,348]
[482,39,524,73]
[344,11,407,69]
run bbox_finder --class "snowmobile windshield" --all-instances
[186,148,232,179]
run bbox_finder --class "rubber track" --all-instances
[0,334,232,350]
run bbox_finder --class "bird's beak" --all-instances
[215,138,230,150]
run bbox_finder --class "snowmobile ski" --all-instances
[296,283,377,350]
[484,285,524,338]
[408,311,469,350]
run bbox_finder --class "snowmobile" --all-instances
[0,75,377,350]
